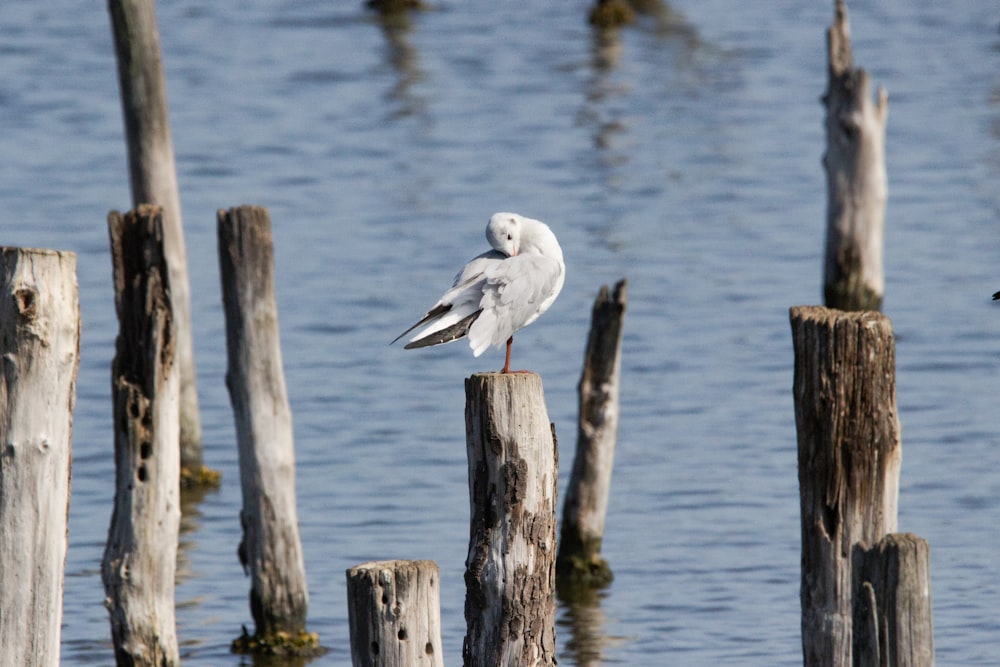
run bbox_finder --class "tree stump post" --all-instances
[108,0,208,483]
[102,206,181,666]
[463,372,558,667]
[853,533,934,667]
[790,305,901,667]
[557,279,626,589]
[218,205,317,655]
[822,0,889,312]
[0,248,80,667]
[346,560,444,667]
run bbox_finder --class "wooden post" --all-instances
[108,0,209,483]
[557,279,626,589]
[822,0,888,312]
[346,560,444,667]
[853,534,934,667]
[790,305,901,667]
[463,372,558,667]
[218,205,318,655]
[102,206,181,666]
[588,0,636,28]
[0,248,80,667]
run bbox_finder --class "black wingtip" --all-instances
[391,303,455,346]
[403,310,482,349]
[993,290,1000,301]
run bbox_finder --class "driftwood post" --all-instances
[557,279,626,589]
[853,534,934,667]
[790,305,901,667]
[218,205,317,655]
[102,206,181,666]
[822,0,888,311]
[108,0,209,483]
[464,372,558,667]
[0,248,80,667]
[346,560,444,667]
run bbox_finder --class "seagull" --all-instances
[393,212,565,373]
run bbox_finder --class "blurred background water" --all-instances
[1,1,999,664]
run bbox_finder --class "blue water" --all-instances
[2,1,999,664]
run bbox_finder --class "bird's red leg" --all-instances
[502,336,513,373]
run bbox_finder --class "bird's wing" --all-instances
[467,253,563,357]
[392,251,504,348]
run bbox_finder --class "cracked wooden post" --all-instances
[218,205,318,655]
[790,305,901,667]
[102,206,180,666]
[853,533,934,667]
[108,0,210,484]
[0,248,80,667]
[463,372,557,667]
[346,560,444,667]
[557,279,626,590]
[822,0,888,312]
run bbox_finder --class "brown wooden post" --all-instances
[853,534,934,667]
[588,0,636,28]
[464,372,558,667]
[0,248,80,667]
[822,0,889,312]
[346,560,444,667]
[218,205,318,655]
[790,305,901,667]
[107,0,209,483]
[102,206,181,666]
[557,279,626,589]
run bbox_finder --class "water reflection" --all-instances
[236,652,322,667]
[557,585,617,666]
[372,9,427,121]
[177,484,216,584]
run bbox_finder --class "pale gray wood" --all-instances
[557,279,626,588]
[218,205,311,640]
[853,534,934,667]
[464,372,558,666]
[0,248,80,667]
[108,0,203,473]
[102,206,181,666]
[790,305,901,667]
[346,560,444,667]
[822,0,888,311]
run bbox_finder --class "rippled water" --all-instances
[2,1,999,664]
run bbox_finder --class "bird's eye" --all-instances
[507,233,513,241]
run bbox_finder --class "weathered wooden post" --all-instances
[102,206,181,666]
[790,305,901,667]
[464,372,558,667]
[108,0,210,484]
[557,279,626,589]
[0,248,80,667]
[822,0,888,312]
[218,205,318,655]
[346,560,444,667]
[853,534,934,667]
[588,0,636,28]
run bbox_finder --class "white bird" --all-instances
[393,212,565,373]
